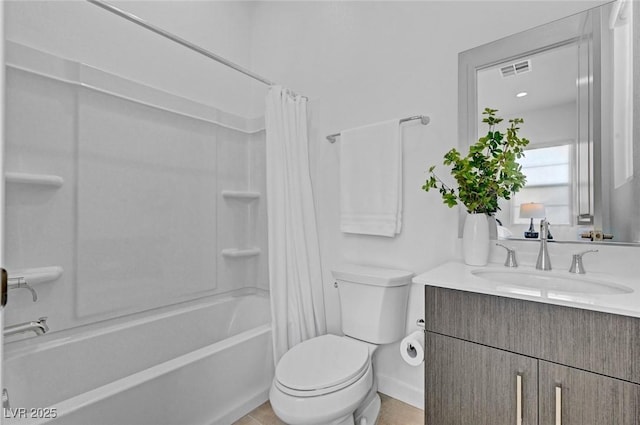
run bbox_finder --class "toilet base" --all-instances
[354,384,381,425]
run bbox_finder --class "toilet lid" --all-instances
[275,334,370,395]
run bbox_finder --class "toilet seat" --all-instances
[275,334,370,397]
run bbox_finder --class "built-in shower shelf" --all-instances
[5,172,64,188]
[221,190,260,201]
[221,248,261,258]
[9,266,64,285]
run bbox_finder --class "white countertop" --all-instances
[413,260,640,318]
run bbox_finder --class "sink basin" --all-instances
[471,269,633,295]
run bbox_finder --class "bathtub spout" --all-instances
[4,317,49,337]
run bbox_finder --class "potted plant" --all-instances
[422,108,529,265]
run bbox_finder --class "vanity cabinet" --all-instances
[424,286,640,425]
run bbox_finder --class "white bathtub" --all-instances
[4,290,274,425]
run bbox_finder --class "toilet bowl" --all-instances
[269,264,413,425]
[269,335,376,425]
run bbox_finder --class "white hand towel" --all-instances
[340,119,402,237]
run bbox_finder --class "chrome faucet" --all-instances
[536,219,552,271]
[4,317,49,337]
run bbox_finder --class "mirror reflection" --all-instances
[460,0,637,243]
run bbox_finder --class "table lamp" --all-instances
[519,202,545,238]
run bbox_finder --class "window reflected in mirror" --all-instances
[513,144,573,227]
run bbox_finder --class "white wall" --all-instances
[249,0,609,407]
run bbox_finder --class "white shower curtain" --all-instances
[265,86,327,363]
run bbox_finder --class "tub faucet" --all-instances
[4,317,49,337]
[536,219,552,271]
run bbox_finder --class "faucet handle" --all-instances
[496,243,518,267]
[569,249,599,274]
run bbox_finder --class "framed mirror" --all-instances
[459,0,638,244]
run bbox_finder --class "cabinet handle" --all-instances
[555,385,562,425]
[516,374,523,425]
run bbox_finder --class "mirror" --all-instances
[459,0,638,244]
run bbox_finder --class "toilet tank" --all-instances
[332,264,413,344]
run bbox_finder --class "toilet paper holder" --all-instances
[416,319,425,331]
[400,327,425,366]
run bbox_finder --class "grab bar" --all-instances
[8,276,37,302]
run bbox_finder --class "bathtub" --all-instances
[3,290,274,425]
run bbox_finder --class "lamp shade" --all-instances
[519,202,546,219]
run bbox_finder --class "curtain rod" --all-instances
[86,0,276,86]
[326,115,430,143]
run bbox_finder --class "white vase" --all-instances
[463,213,490,266]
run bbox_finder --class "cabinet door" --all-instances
[539,360,640,425]
[425,332,538,425]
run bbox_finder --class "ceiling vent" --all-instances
[500,60,531,77]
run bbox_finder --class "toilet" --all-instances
[269,264,413,425]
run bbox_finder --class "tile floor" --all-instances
[232,393,423,425]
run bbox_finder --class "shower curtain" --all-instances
[265,86,327,363]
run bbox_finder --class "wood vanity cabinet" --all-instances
[424,285,640,425]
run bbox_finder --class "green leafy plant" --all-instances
[422,108,529,214]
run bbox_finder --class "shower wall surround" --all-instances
[4,41,268,334]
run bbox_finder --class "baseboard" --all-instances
[376,373,424,410]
